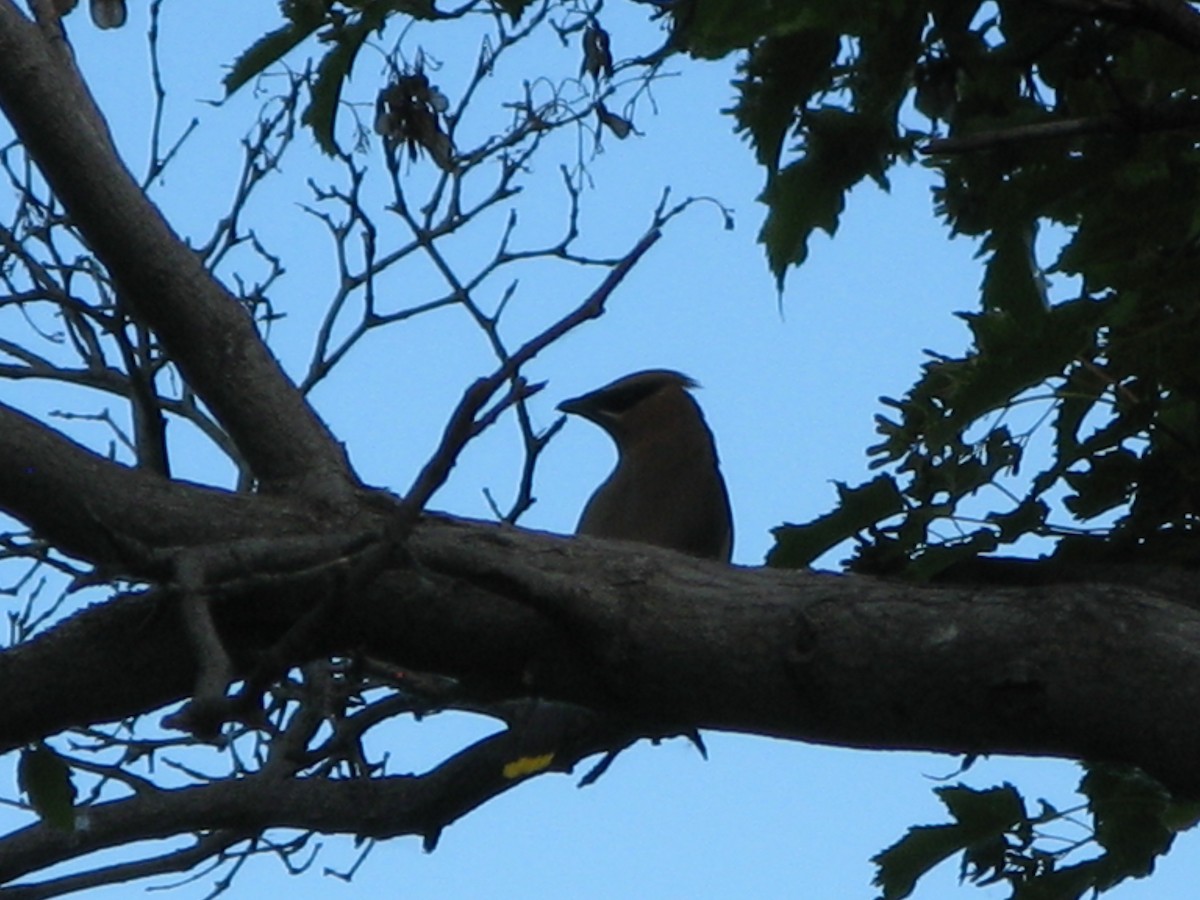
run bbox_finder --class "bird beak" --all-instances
[556,394,594,419]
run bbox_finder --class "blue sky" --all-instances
[1,2,1196,898]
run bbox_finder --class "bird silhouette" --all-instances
[558,370,733,562]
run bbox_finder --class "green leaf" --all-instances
[1081,764,1187,890]
[731,29,840,172]
[676,0,836,59]
[1011,862,1101,900]
[1051,363,1107,463]
[759,106,898,288]
[906,528,999,581]
[759,152,844,278]
[767,474,904,568]
[939,782,1027,831]
[224,0,330,95]
[874,823,972,900]
[874,784,1027,900]
[956,297,1102,435]
[227,1,439,152]
[302,5,391,155]
[1062,448,1139,519]
[980,224,1046,322]
[988,498,1048,544]
[18,743,77,832]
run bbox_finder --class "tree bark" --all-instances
[0,1,355,497]
[4,513,1200,797]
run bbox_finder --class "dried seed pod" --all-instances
[89,0,127,28]
[375,68,455,172]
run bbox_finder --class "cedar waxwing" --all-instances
[558,370,733,562]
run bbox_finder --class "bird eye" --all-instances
[599,381,659,413]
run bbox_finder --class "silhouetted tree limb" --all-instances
[0,1,353,497]
[0,402,321,568]
[0,701,651,898]
[4,516,1200,799]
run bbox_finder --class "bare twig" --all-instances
[0,6,353,494]
[398,222,663,520]
[0,829,254,900]
[0,702,654,896]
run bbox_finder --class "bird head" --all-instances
[556,370,700,446]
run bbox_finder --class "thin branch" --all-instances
[0,704,644,895]
[0,5,353,496]
[923,101,1200,154]
[0,357,241,463]
[398,222,663,520]
[0,829,253,900]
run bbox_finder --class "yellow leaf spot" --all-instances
[502,752,555,779]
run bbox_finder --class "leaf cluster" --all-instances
[677,0,1200,573]
[225,0,494,154]
[664,9,1200,889]
[873,765,1200,900]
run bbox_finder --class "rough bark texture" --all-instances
[4,513,1200,796]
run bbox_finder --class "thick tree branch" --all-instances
[0,402,322,568]
[0,3,353,497]
[4,516,1200,798]
[1036,0,1200,53]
